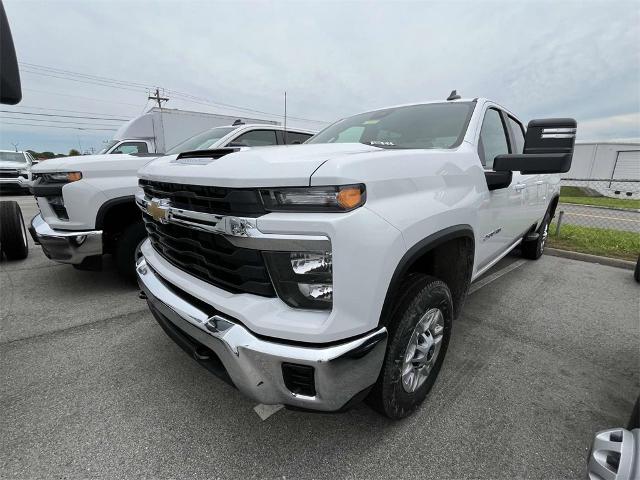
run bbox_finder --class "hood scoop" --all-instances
[174,147,241,165]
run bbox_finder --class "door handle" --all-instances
[514,183,526,191]
[535,180,544,185]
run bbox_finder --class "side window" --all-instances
[111,142,149,154]
[283,132,313,144]
[507,116,526,154]
[479,108,510,169]
[228,130,278,147]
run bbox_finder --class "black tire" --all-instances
[367,274,453,419]
[0,201,29,260]
[114,221,147,279]
[521,210,551,260]
[634,256,640,283]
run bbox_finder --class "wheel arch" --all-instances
[95,195,137,230]
[379,225,475,326]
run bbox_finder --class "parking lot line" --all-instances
[468,259,528,295]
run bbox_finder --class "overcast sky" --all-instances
[1,0,639,154]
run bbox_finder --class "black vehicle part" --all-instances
[0,200,28,260]
[367,274,453,419]
[115,221,147,279]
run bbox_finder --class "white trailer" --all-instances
[100,108,279,155]
[562,141,640,198]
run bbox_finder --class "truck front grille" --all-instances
[139,179,266,217]
[142,213,275,297]
[0,170,19,178]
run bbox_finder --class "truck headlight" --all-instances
[34,172,82,184]
[263,251,333,310]
[260,184,365,212]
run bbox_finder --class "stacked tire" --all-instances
[0,201,29,260]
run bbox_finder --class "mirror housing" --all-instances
[494,118,576,174]
[0,2,21,105]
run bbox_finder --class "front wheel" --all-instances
[367,274,453,419]
[0,201,29,260]
[114,222,147,279]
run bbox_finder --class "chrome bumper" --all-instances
[29,214,103,264]
[136,256,387,411]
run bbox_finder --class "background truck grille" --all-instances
[139,179,266,217]
[143,213,275,297]
[0,170,19,178]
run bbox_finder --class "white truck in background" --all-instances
[29,123,315,277]
[98,107,279,155]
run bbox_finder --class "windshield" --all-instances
[307,102,474,149]
[0,151,26,163]
[98,140,119,154]
[166,126,236,155]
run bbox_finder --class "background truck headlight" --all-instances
[263,251,333,310]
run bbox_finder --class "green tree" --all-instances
[68,149,81,156]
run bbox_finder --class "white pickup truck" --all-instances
[135,96,576,418]
[29,123,314,277]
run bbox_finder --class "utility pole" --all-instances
[283,91,287,145]
[11,141,18,152]
[148,87,169,109]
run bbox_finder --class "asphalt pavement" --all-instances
[1,194,638,479]
[558,202,640,232]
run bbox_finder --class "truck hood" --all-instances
[139,143,382,188]
[31,153,160,174]
[0,161,29,170]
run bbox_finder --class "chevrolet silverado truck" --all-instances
[135,96,576,418]
[29,123,314,277]
[0,149,35,193]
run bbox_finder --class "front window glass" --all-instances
[110,142,148,155]
[0,151,26,163]
[307,102,473,149]
[508,117,526,154]
[98,140,118,154]
[227,129,278,147]
[166,127,236,154]
[479,109,509,169]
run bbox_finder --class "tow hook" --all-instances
[138,290,147,300]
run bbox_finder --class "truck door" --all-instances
[475,107,525,270]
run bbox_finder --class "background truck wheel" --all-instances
[114,222,147,279]
[521,211,551,260]
[367,274,453,419]
[0,200,29,260]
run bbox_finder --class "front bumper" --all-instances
[29,214,103,264]
[0,176,30,189]
[136,256,387,411]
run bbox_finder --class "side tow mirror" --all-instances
[494,118,576,174]
[0,2,22,105]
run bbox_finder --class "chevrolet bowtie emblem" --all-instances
[148,198,170,223]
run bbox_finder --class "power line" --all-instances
[0,109,128,121]
[9,104,133,118]
[0,121,117,131]
[21,68,150,94]
[23,88,145,108]
[0,116,125,127]
[19,62,152,89]
[21,61,329,125]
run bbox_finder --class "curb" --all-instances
[559,202,640,213]
[545,248,636,270]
